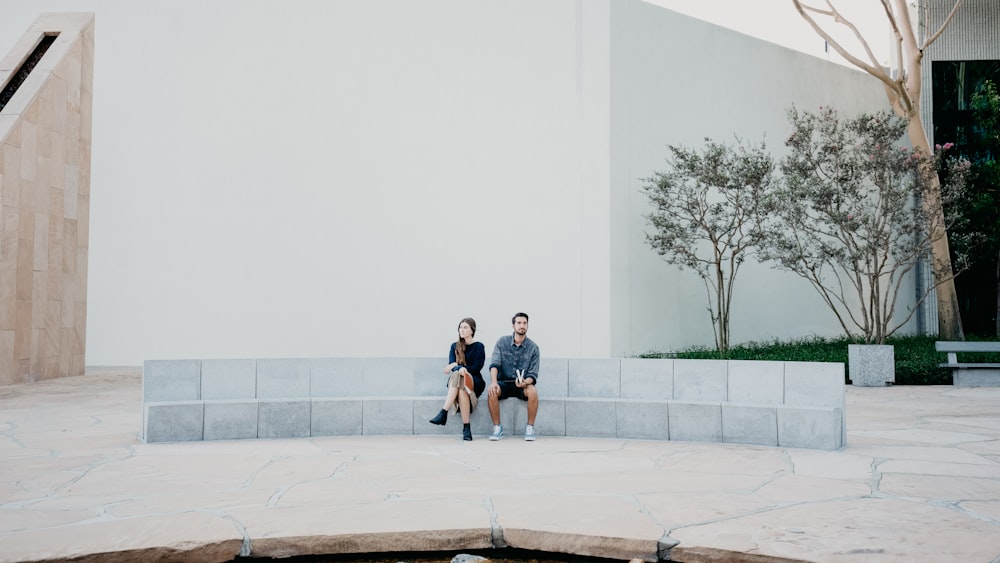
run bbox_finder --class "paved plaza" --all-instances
[1,368,1000,562]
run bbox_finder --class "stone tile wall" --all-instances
[141,357,847,449]
[0,13,94,385]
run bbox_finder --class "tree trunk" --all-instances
[906,118,965,340]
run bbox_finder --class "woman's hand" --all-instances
[443,363,456,375]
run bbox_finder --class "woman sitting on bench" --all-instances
[429,317,486,441]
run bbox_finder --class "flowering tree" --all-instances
[791,0,967,340]
[643,139,774,352]
[759,107,971,344]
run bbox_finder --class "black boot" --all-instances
[429,409,448,426]
[463,424,472,441]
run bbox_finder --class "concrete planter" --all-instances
[848,344,895,386]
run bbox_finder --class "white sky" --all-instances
[645,0,893,67]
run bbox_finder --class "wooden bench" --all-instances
[935,341,1000,387]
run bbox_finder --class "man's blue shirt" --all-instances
[489,333,540,382]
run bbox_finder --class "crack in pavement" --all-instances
[485,496,505,548]
[1,420,25,447]
[218,509,252,557]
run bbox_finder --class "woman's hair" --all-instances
[455,317,477,365]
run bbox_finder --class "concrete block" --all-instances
[491,397,566,437]
[566,398,616,438]
[672,360,727,402]
[568,358,621,398]
[953,368,1000,387]
[540,357,568,397]
[413,397,452,435]
[471,399,512,437]
[722,403,778,446]
[414,395,492,440]
[201,359,256,400]
[784,361,845,409]
[616,400,669,440]
[668,401,722,443]
[311,398,363,436]
[620,358,672,400]
[310,358,363,397]
[258,399,311,439]
[413,357,448,396]
[466,413,495,440]
[143,401,203,443]
[360,358,416,396]
[257,359,310,399]
[363,398,413,435]
[727,360,783,405]
[142,359,201,401]
[533,398,566,437]
[848,344,894,386]
[418,375,452,402]
[204,400,258,440]
[777,405,843,450]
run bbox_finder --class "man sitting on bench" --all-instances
[487,312,540,441]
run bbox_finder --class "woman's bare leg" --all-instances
[458,390,471,423]
[442,385,459,411]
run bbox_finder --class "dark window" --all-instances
[0,34,58,113]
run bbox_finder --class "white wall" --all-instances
[0,0,912,365]
[0,0,617,365]
[609,1,906,356]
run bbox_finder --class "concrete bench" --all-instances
[141,357,846,450]
[936,341,1000,387]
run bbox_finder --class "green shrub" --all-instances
[639,334,974,385]
[890,335,951,385]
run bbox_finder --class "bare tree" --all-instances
[642,139,774,353]
[791,0,967,339]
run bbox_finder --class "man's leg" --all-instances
[524,384,538,426]
[488,384,506,440]
[488,387,501,425]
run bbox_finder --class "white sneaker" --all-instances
[489,425,503,441]
[524,425,536,441]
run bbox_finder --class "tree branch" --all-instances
[922,0,964,49]
[791,0,897,91]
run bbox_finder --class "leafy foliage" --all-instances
[757,107,972,344]
[642,138,774,353]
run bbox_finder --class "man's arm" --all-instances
[489,339,503,385]
[526,343,540,385]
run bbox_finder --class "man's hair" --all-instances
[512,312,529,324]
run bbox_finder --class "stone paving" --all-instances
[1,368,1000,562]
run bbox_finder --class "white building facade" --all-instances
[0,1,893,365]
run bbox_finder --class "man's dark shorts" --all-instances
[497,380,529,400]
